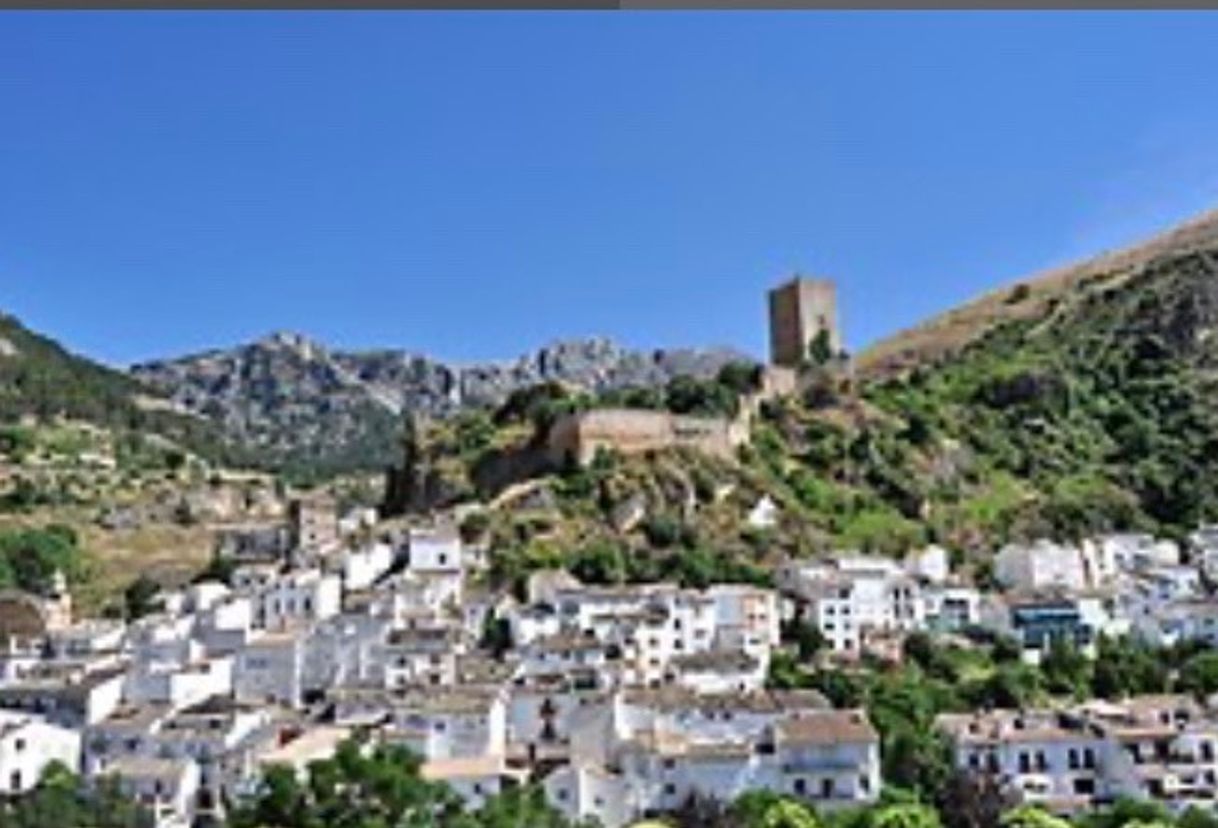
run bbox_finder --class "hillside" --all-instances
[7,204,1218,586]
[425,210,1218,590]
[0,313,242,466]
[131,333,748,477]
[858,208,1218,378]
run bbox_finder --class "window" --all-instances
[664,783,676,796]
[793,779,806,796]
[9,771,19,792]
[1083,748,1096,769]
[1068,749,1079,770]
[14,739,24,753]
[1018,752,1031,773]
[1074,778,1095,795]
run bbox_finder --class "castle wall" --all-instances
[545,409,745,467]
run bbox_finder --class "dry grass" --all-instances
[0,508,213,615]
[858,206,1218,378]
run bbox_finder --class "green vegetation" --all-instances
[227,737,590,828]
[0,313,243,471]
[0,525,83,594]
[4,736,1218,828]
[767,631,1218,818]
[0,762,151,828]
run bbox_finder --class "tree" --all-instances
[228,737,584,828]
[717,362,762,395]
[456,785,575,828]
[0,761,153,828]
[760,800,821,828]
[781,617,826,662]
[1074,798,1173,828]
[123,575,161,621]
[999,805,1071,828]
[807,329,834,366]
[1039,637,1090,698]
[1178,808,1218,828]
[0,525,82,595]
[938,769,1016,828]
[869,803,942,828]
[730,790,787,827]
[1178,651,1218,699]
[479,613,513,660]
[1090,635,1168,699]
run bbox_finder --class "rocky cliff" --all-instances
[130,334,749,475]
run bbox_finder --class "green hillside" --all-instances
[400,239,1218,591]
[0,313,245,467]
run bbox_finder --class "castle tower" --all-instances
[767,276,840,367]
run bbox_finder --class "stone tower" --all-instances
[767,276,840,367]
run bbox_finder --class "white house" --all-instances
[923,585,982,632]
[406,528,465,607]
[372,626,463,689]
[665,650,765,694]
[0,710,80,794]
[255,569,341,631]
[905,545,951,585]
[939,696,1218,816]
[382,687,507,762]
[234,630,307,708]
[781,557,924,655]
[124,653,234,711]
[994,541,1088,592]
[338,542,395,592]
[105,755,201,828]
[938,708,1107,812]
[546,688,880,828]
[707,585,780,660]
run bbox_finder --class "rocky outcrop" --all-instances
[131,333,750,473]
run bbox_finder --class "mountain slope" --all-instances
[0,313,239,465]
[451,209,1218,590]
[859,208,1218,378]
[131,334,750,476]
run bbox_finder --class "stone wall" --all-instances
[545,408,748,467]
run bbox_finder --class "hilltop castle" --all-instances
[767,276,840,367]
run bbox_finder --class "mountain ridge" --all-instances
[129,334,752,475]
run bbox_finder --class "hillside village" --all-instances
[4,278,1218,828]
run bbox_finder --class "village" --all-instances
[4,487,1218,826]
[0,279,1217,828]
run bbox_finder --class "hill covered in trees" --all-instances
[387,210,1218,595]
[0,312,246,469]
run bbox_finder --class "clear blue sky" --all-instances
[4,12,1218,367]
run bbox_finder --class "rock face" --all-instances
[130,333,750,473]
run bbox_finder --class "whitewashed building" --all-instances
[0,710,80,794]
[545,688,880,828]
